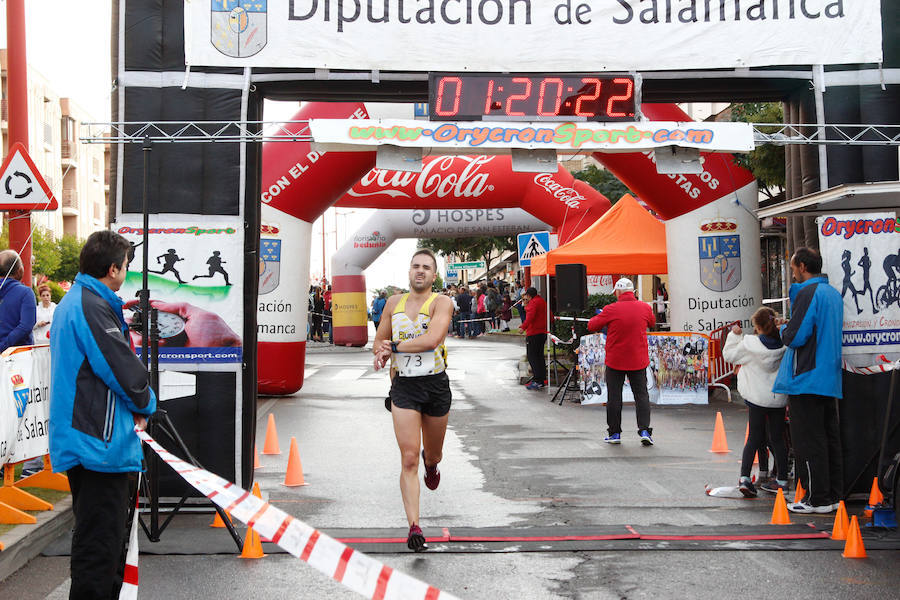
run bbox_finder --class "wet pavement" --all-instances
[2,334,899,599]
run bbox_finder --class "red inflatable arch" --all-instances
[259,102,755,395]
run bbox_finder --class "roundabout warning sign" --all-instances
[0,143,58,211]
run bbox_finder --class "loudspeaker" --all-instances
[556,263,587,312]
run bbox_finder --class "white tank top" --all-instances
[390,293,447,376]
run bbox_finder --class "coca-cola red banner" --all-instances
[336,155,610,244]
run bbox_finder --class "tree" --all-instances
[729,102,786,200]
[50,235,83,282]
[573,165,632,204]
[419,235,517,277]
[31,226,61,280]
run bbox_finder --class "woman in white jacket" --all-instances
[722,307,788,498]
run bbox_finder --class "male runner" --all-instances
[373,248,453,552]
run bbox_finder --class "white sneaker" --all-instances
[788,500,835,514]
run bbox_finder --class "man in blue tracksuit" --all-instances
[773,247,843,514]
[0,249,36,351]
[49,230,157,599]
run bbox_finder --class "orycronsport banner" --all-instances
[579,332,708,406]
[185,1,882,71]
[818,212,900,358]
[309,119,754,153]
[115,218,244,364]
[1,346,51,465]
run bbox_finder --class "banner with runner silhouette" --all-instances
[818,212,900,358]
[114,217,244,364]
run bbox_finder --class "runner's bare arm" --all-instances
[373,295,400,356]
[392,295,453,353]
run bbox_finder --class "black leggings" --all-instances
[741,403,788,479]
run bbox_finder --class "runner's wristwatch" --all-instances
[391,342,399,353]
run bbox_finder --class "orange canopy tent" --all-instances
[530,194,667,276]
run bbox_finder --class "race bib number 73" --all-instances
[396,352,434,377]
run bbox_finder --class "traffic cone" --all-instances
[792,479,805,504]
[864,477,884,517]
[210,510,232,528]
[842,516,867,558]
[239,526,266,559]
[770,488,791,525]
[252,481,263,499]
[283,437,308,487]
[831,501,849,540]
[254,444,261,469]
[709,412,730,453]
[262,413,280,455]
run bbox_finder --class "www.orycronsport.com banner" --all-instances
[579,332,709,405]
[185,1,882,72]
[818,212,900,359]
[309,119,754,154]
[0,346,51,465]
[115,218,243,364]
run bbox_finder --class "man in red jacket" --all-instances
[587,278,656,445]
[521,287,548,390]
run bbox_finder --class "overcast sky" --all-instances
[0,1,420,298]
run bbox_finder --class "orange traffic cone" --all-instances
[284,437,308,487]
[793,480,805,504]
[254,444,261,469]
[831,501,849,540]
[842,516,867,558]
[262,413,280,455]
[864,477,884,517]
[770,488,791,525]
[239,526,266,559]
[709,412,730,453]
[210,510,232,528]
[252,481,263,499]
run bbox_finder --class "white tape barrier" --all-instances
[842,355,900,375]
[136,429,459,600]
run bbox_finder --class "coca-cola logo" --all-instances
[349,156,496,200]
[533,174,585,209]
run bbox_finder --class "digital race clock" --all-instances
[428,73,639,122]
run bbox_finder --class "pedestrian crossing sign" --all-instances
[517,231,554,267]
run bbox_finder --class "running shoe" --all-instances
[422,449,440,490]
[604,433,621,444]
[738,477,757,498]
[639,430,654,446]
[787,500,835,514]
[759,479,789,495]
[407,524,427,552]
[525,381,545,390]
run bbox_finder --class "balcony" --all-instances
[61,141,77,168]
[61,188,79,216]
[1,98,6,129]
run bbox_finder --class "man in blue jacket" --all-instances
[0,249,36,351]
[49,230,157,598]
[773,247,843,514]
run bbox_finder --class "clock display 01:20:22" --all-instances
[428,73,638,122]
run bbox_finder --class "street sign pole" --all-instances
[5,0,32,284]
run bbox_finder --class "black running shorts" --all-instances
[389,371,452,417]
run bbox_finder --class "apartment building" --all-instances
[0,49,108,242]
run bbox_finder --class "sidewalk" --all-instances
[0,493,73,582]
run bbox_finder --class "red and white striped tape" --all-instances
[842,355,900,375]
[118,474,141,600]
[136,429,458,600]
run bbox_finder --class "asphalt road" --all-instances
[3,335,898,599]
